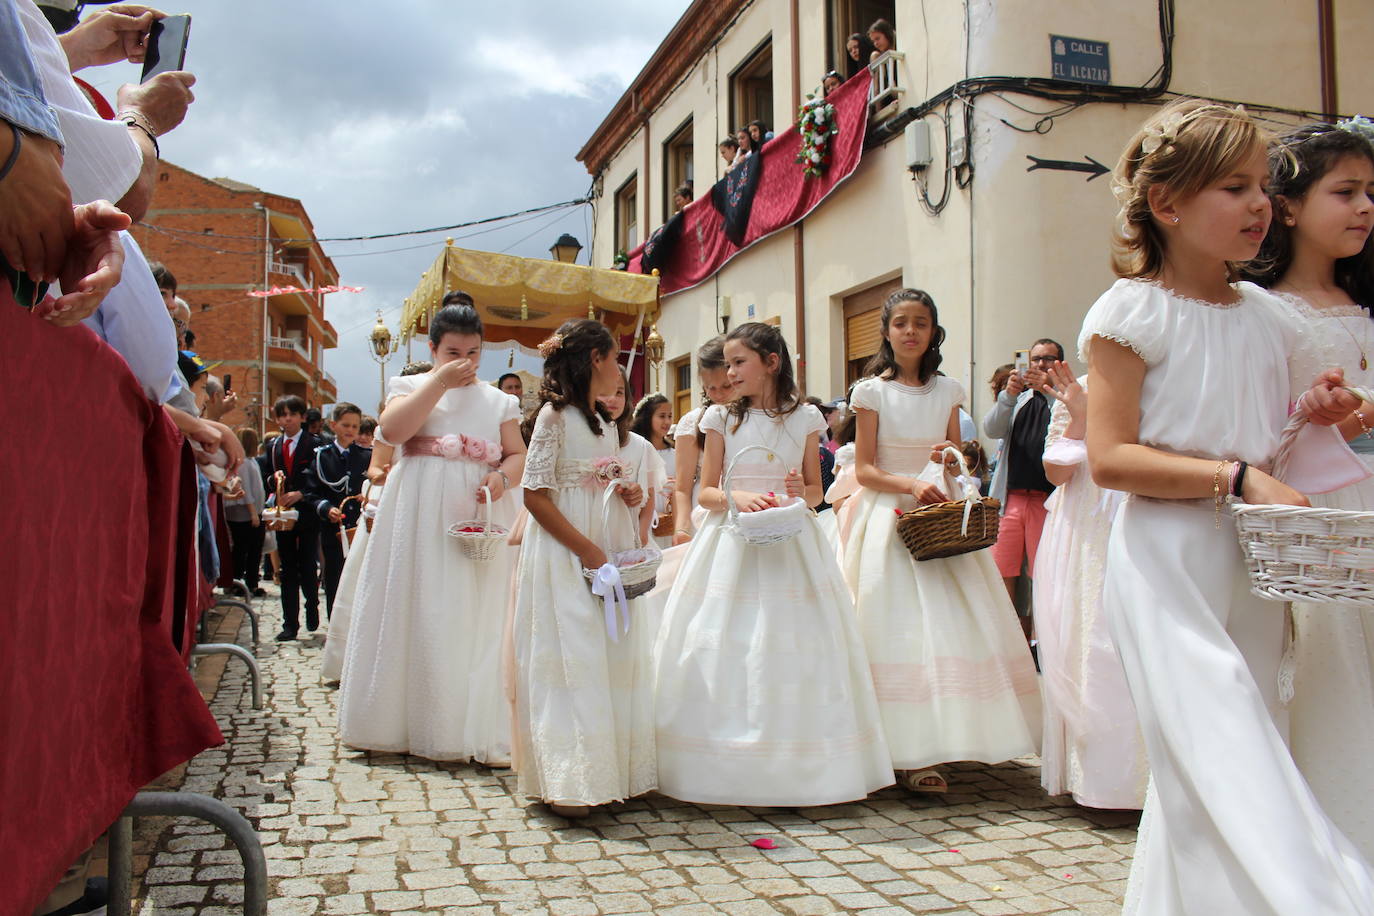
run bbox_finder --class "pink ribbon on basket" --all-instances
[589,563,630,642]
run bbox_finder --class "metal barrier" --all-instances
[107,792,267,915]
[190,644,262,709]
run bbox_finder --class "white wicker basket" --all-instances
[582,480,661,599]
[447,486,509,562]
[1233,403,1374,606]
[724,444,811,546]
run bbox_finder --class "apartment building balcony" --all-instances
[868,50,905,114]
[267,335,314,384]
[318,370,338,401]
[321,319,339,349]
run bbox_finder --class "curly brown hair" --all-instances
[528,319,617,439]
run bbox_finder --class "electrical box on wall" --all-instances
[950,134,969,168]
[905,120,932,170]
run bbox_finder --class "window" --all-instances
[614,173,638,254]
[842,277,902,385]
[663,117,694,218]
[671,355,692,420]
[827,0,896,74]
[730,38,773,138]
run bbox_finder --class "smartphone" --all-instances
[1013,349,1030,375]
[141,15,191,83]
[223,373,232,392]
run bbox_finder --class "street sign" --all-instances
[1050,35,1110,86]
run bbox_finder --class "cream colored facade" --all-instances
[581,0,1374,422]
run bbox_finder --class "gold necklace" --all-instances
[1333,311,1371,372]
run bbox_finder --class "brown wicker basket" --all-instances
[895,447,1000,561]
[264,474,298,532]
[651,498,675,538]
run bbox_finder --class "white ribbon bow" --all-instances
[589,562,630,642]
[951,468,983,536]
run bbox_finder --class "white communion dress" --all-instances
[512,404,657,805]
[337,376,520,765]
[1278,291,1374,862]
[652,443,676,550]
[1031,385,1145,809]
[320,482,382,684]
[1079,278,1374,915]
[654,403,893,806]
[842,376,1041,771]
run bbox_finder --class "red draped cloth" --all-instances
[0,291,224,914]
[628,70,872,294]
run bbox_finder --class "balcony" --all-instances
[321,319,339,349]
[268,334,310,362]
[868,50,905,112]
[318,370,338,401]
[269,259,310,289]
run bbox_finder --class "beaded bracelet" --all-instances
[1213,460,1229,529]
[1357,409,1373,440]
[0,121,22,183]
[118,111,160,159]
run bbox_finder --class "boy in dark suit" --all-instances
[304,402,371,618]
[259,395,323,640]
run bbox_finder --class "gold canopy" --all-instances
[400,242,660,347]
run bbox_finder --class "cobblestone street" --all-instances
[134,594,1138,915]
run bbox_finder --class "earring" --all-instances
[1171,216,1179,224]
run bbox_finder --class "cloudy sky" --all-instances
[75,0,692,409]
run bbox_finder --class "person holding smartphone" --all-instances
[981,338,1063,641]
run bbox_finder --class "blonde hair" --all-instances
[1111,98,1270,280]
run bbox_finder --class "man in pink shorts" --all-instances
[982,339,1061,639]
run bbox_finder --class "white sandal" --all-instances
[900,769,949,794]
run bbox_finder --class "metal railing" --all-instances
[268,260,309,288]
[323,370,337,388]
[868,50,905,108]
[267,335,310,362]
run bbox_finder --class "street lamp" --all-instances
[644,323,665,392]
[549,233,583,264]
[369,310,398,409]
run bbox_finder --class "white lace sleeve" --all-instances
[521,404,564,491]
[1077,279,1171,366]
[1264,289,1328,401]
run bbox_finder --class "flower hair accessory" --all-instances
[1338,115,1374,145]
[1139,102,1249,157]
[538,334,564,359]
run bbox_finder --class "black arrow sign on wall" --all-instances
[1025,155,1110,181]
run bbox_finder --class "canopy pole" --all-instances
[624,301,647,380]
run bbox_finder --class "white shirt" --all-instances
[19,1,178,403]
[17,0,140,205]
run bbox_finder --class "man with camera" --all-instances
[982,338,1063,637]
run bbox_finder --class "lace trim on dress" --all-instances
[1087,332,1151,361]
[522,406,564,491]
[1137,278,1245,310]
[1272,290,1370,320]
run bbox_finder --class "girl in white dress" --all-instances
[670,336,734,545]
[1248,120,1374,860]
[655,321,892,806]
[512,319,655,817]
[631,394,677,549]
[1082,99,1374,914]
[338,304,526,765]
[599,369,665,548]
[845,290,1040,794]
[322,369,421,684]
[1031,364,1145,809]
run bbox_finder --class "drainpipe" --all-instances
[255,202,270,437]
[1317,0,1337,119]
[790,0,807,394]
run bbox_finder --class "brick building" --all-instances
[131,161,340,434]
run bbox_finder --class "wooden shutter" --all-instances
[846,307,882,361]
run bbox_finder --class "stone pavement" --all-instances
[133,592,1137,915]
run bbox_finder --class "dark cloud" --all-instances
[77,0,688,407]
